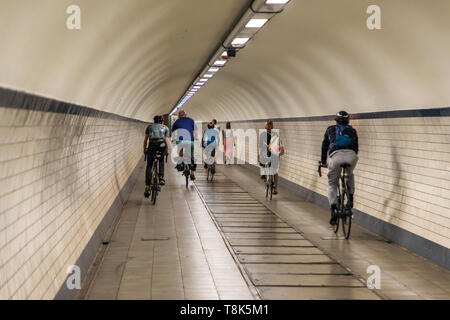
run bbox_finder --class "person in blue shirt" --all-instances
[202,121,220,173]
[172,110,197,180]
[321,111,359,225]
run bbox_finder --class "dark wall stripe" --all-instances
[241,162,449,271]
[225,106,450,124]
[0,87,148,124]
[54,158,144,300]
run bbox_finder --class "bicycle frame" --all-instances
[318,161,352,239]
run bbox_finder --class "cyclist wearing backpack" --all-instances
[321,111,359,225]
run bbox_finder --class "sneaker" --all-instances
[190,172,196,180]
[144,186,150,198]
[159,178,165,186]
[346,194,354,209]
[329,204,338,225]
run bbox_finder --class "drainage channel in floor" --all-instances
[194,170,382,300]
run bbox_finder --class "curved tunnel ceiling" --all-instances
[183,0,450,121]
[0,1,449,123]
[0,0,253,122]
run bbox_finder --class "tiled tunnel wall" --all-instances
[0,101,146,299]
[225,110,450,267]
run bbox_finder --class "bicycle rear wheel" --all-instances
[151,163,158,205]
[185,169,189,187]
[342,209,352,239]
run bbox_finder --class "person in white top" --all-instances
[222,122,234,165]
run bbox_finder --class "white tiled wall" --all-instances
[0,107,146,299]
[230,116,450,249]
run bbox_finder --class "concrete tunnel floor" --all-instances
[79,162,450,300]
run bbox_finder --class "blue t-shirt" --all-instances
[172,117,196,141]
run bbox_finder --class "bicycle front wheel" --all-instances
[151,164,158,205]
[268,176,273,200]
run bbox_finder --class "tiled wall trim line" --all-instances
[226,106,450,124]
[0,87,147,124]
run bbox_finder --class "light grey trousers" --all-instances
[327,149,358,206]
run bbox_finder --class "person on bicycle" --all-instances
[202,121,220,173]
[259,120,282,195]
[321,111,359,225]
[172,109,197,180]
[143,115,169,195]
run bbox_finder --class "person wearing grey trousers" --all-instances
[321,111,359,225]
[327,149,358,207]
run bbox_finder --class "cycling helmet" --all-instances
[154,115,163,124]
[335,111,350,124]
[207,122,215,129]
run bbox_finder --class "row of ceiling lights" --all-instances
[169,0,291,116]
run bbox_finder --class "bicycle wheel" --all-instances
[334,187,341,233]
[341,179,352,239]
[151,162,158,205]
[269,176,273,200]
[185,168,189,187]
[265,178,269,199]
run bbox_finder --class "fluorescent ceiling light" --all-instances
[231,37,249,46]
[208,67,219,73]
[193,86,201,89]
[266,0,289,4]
[213,60,227,66]
[246,18,268,28]
[196,82,204,86]
[199,79,208,82]
[204,74,213,78]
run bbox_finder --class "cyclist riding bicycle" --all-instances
[202,121,220,172]
[258,120,283,195]
[172,109,197,181]
[321,111,359,225]
[144,115,169,195]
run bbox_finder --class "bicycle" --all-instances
[206,162,215,182]
[144,143,165,205]
[318,161,353,239]
[264,163,274,200]
[176,141,193,188]
[204,148,216,182]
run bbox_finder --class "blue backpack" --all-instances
[334,124,353,147]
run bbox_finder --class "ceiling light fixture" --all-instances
[169,0,291,115]
[245,18,268,28]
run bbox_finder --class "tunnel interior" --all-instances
[0,0,449,300]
